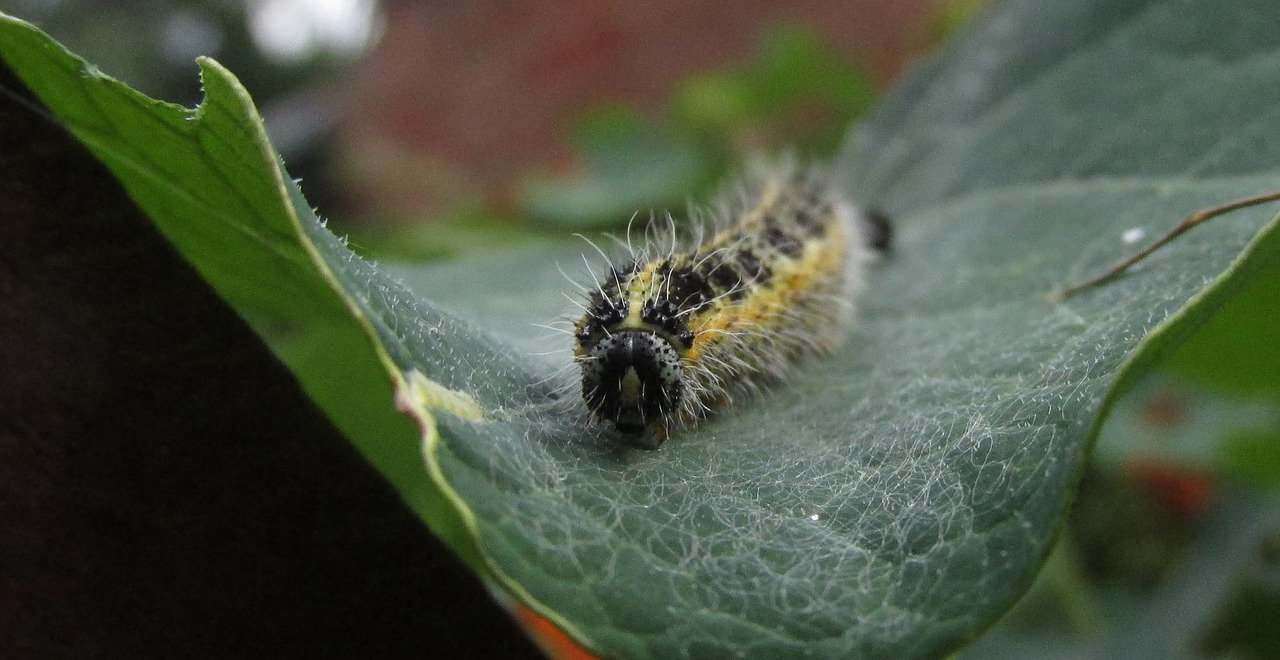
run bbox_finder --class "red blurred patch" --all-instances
[1125,458,1215,520]
[1140,390,1189,430]
[513,601,602,660]
[336,1,936,219]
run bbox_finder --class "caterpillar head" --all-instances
[579,330,683,438]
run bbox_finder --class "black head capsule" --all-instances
[579,330,684,441]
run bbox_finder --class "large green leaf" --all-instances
[4,2,1280,658]
[0,13,485,566]
[0,57,537,656]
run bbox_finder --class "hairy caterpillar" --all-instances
[571,160,891,447]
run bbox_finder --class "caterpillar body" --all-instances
[572,161,890,447]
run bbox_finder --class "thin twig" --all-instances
[1049,190,1280,301]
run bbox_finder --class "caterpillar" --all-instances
[571,160,890,447]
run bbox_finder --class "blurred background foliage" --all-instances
[5,1,1279,657]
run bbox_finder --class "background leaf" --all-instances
[5,2,1280,659]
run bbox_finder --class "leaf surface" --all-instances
[4,2,1280,657]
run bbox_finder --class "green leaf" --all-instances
[1162,260,1280,394]
[5,2,1280,659]
[0,12,487,571]
[0,57,535,655]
